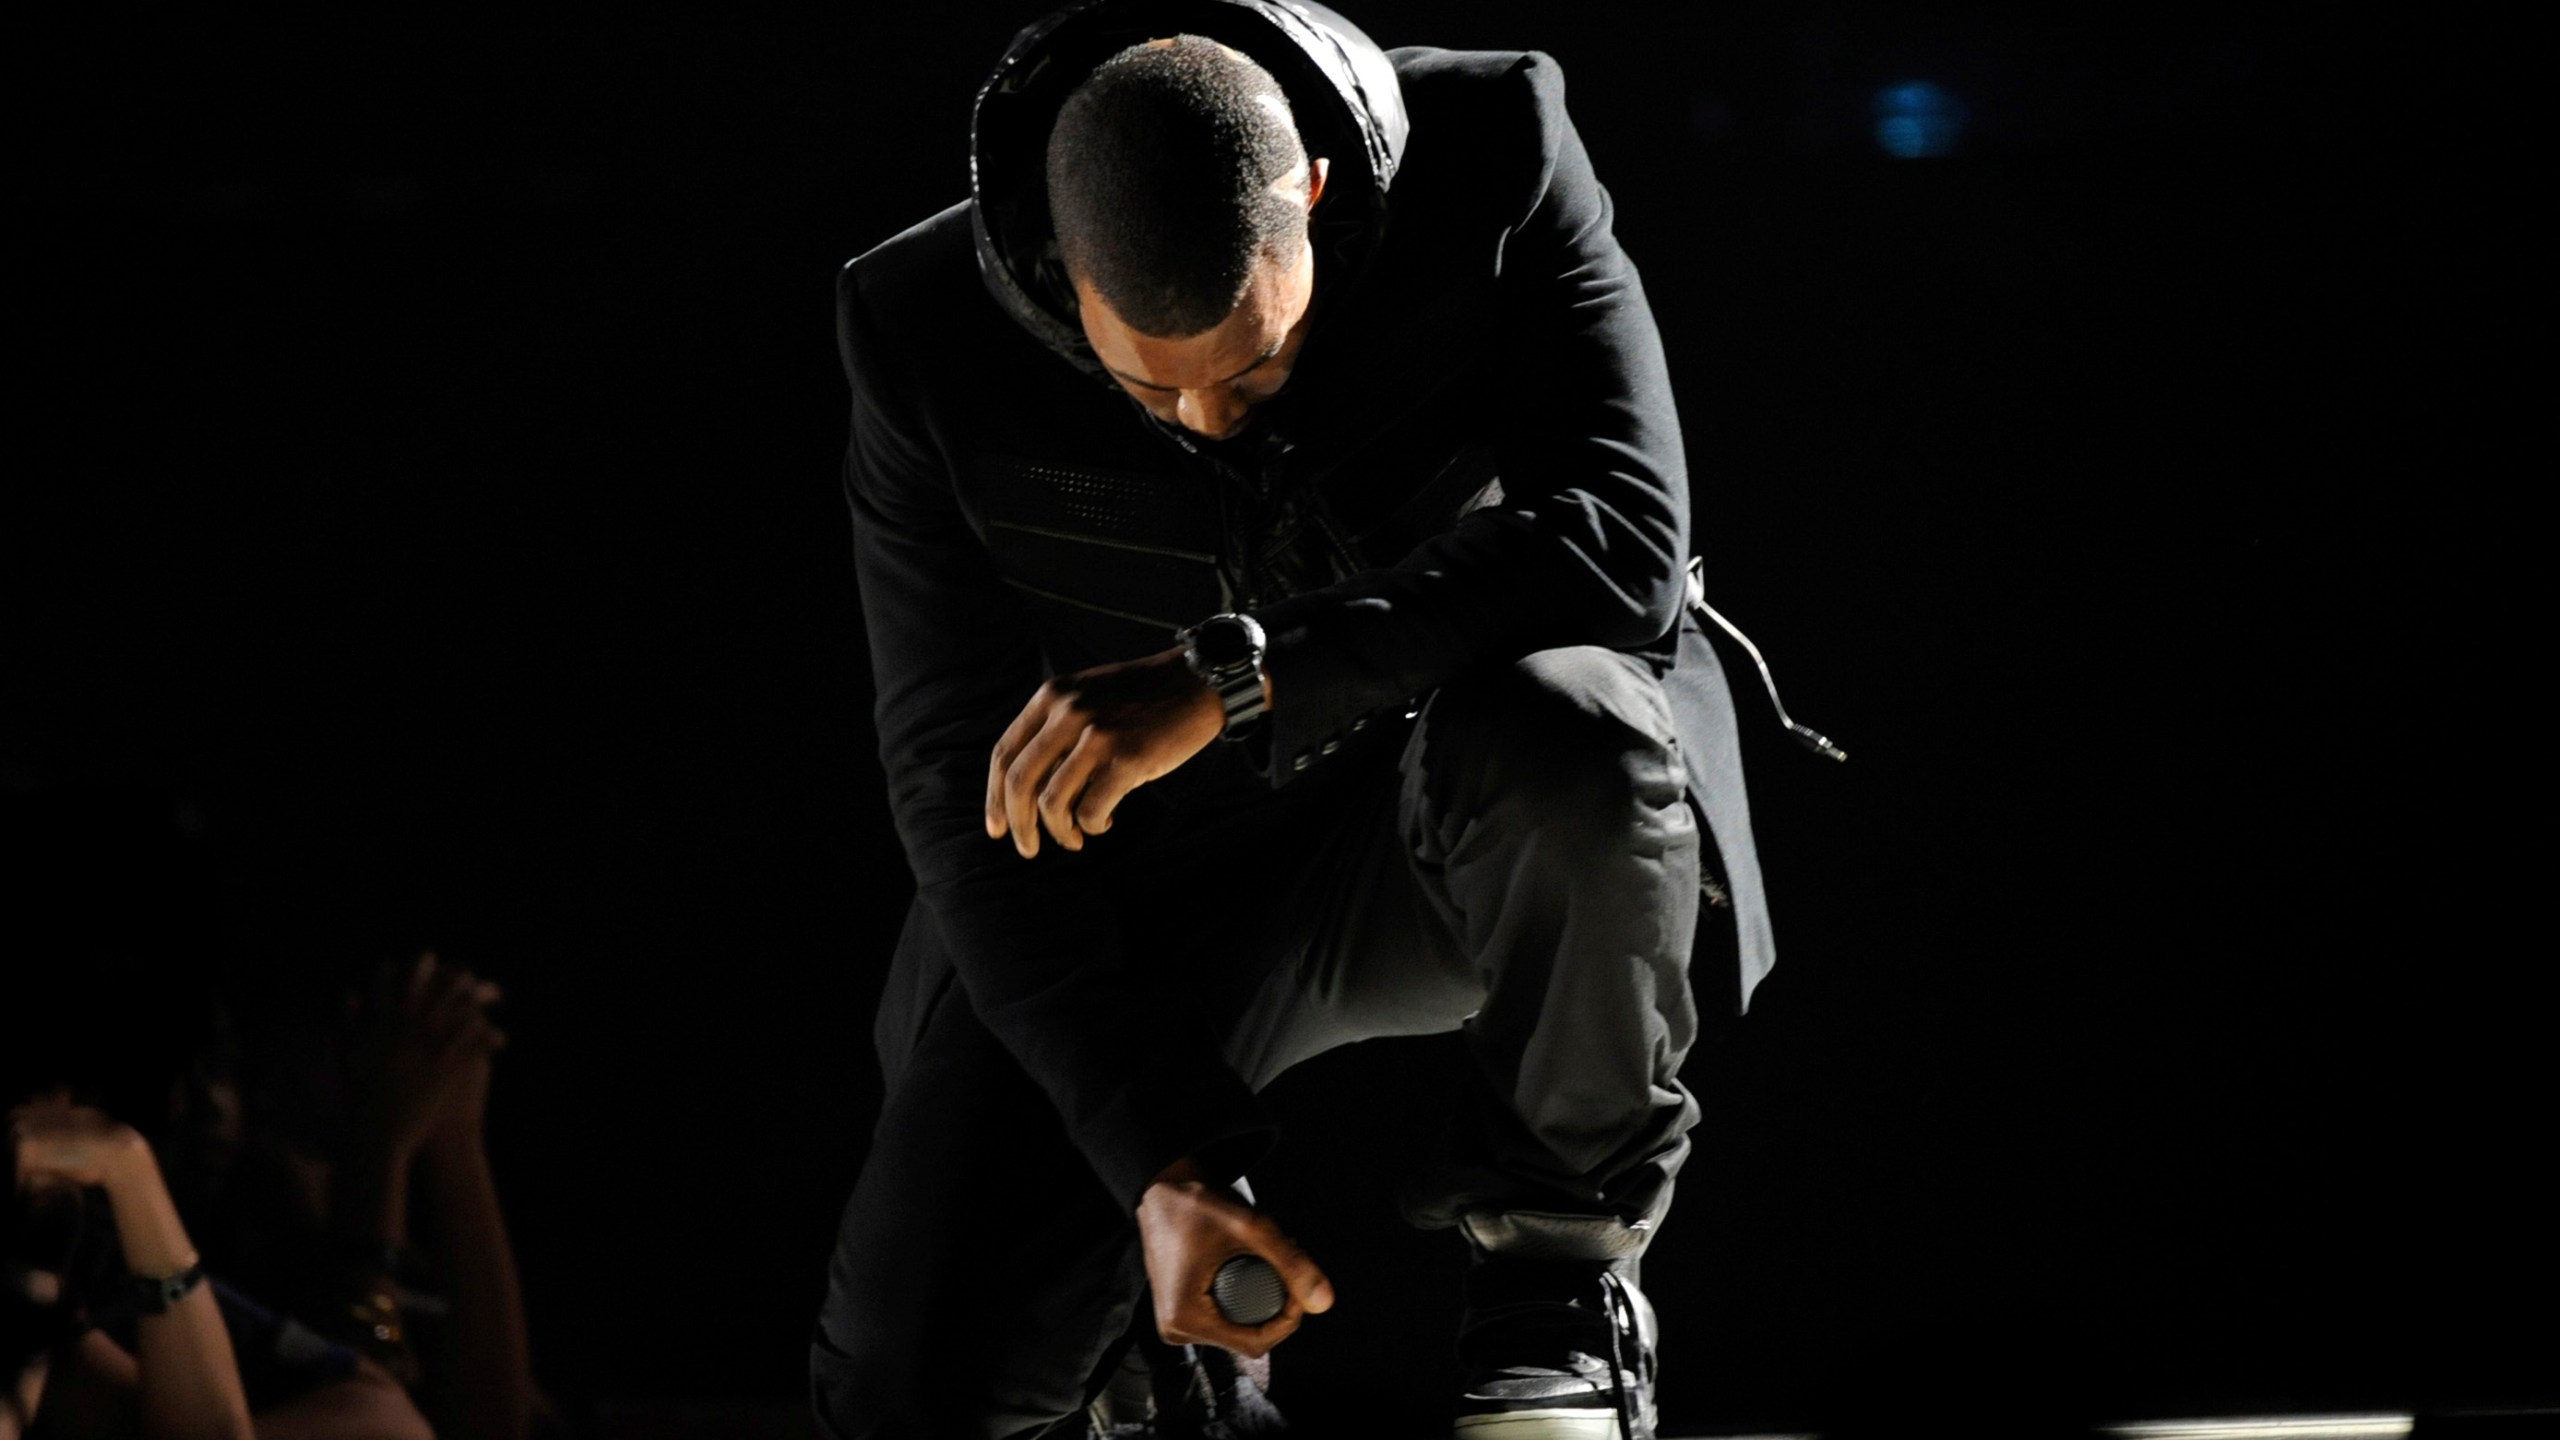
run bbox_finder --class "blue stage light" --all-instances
[1873,80,1966,158]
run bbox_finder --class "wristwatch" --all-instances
[1179,612,1269,740]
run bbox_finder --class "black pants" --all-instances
[811,645,1709,1440]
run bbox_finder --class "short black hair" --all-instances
[1046,35,1309,339]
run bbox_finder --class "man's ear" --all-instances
[1306,156,1331,212]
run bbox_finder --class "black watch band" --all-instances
[1179,613,1269,739]
[130,1260,207,1316]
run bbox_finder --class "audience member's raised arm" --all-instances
[334,952,537,1438]
[412,965,538,1440]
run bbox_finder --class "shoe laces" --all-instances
[1600,1270,1641,1440]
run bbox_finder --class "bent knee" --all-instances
[1419,648,1684,809]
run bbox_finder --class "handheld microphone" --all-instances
[1210,1254,1287,1326]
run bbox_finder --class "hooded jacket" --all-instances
[838,0,1773,1208]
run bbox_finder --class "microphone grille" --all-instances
[1210,1254,1287,1326]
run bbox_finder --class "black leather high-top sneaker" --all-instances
[1450,1211,1659,1440]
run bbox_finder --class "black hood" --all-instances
[969,0,1409,382]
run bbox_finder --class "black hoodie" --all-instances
[837,0,1772,1208]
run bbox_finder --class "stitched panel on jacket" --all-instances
[968,453,1228,645]
[973,455,1222,558]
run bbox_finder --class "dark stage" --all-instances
[9,3,2544,1435]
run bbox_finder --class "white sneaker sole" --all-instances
[1452,1410,1630,1439]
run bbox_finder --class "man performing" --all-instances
[812,2,1775,1436]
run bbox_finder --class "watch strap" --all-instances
[1208,666,1269,735]
[130,1260,207,1316]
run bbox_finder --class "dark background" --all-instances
[10,2,2542,1431]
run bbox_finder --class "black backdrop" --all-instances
[11,3,2544,1430]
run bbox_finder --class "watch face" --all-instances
[1192,618,1257,670]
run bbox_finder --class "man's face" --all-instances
[1073,158,1328,442]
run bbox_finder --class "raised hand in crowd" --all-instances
[336,952,540,1440]
[346,952,507,1187]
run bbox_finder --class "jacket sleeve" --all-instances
[838,261,1271,1207]
[1251,52,1691,777]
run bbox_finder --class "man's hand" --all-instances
[985,644,1228,858]
[1135,1158,1333,1359]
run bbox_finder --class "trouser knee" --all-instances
[1413,645,1691,854]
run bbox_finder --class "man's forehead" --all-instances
[1078,277,1289,389]
[1098,333,1287,394]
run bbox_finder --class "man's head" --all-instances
[1047,35,1329,439]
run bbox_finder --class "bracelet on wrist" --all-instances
[127,1256,206,1316]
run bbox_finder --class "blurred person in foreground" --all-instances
[6,1092,429,1440]
[813,2,1778,1437]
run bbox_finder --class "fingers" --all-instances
[435,1013,508,1065]
[1001,706,1085,859]
[10,1094,101,1132]
[989,654,1222,854]
[399,950,436,1016]
[7,1104,132,1188]
[1156,1280,1305,1358]
[1230,1208,1334,1315]
[1073,756,1145,838]
[11,1089,75,1122]
[365,954,408,1019]
[985,688,1056,841]
[1270,1240,1336,1315]
[1036,729,1107,852]
[1166,1305,1303,1360]
[372,952,503,1056]
[1151,1210,1333,1358]
[424,967,483,1038]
